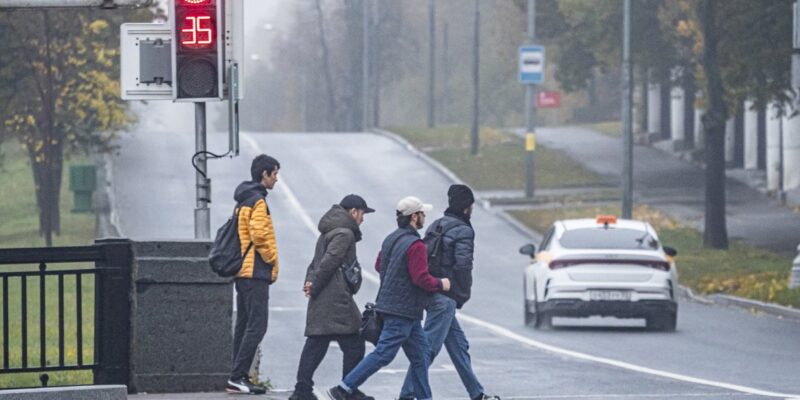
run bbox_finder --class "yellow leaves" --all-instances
[698,272,789,302]
[88,20,109,34]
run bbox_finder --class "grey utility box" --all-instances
[128,240,232,393]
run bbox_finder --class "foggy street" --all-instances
[113,109,800,400]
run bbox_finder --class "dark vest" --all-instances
[375,227,431,320]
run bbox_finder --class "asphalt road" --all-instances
[529,127,800,254]
[115,119,800,399]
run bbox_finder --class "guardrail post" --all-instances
[93,238,133,387]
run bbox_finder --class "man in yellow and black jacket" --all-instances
[227,154,280,395]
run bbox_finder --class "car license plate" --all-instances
[589,290,631,301]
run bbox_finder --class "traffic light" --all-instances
[172,0,223,101]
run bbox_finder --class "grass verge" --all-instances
[508,204,800,308]
[0,140,96,388]
[388,126,604,191]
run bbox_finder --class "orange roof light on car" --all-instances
[596,215,617,227]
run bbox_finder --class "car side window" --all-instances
[539,227,555,252]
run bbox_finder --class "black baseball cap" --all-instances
[340,194,375,213]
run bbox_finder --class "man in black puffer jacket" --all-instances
[289,195,376,400]
[397,185,500,400]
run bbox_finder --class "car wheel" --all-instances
[646,312,677,332]
[534,307,553,329]
[524,281,536,326]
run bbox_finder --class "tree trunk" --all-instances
[733,103,745,168]
[637,66,648,135]
[344,0,364,131]
[659,70,671,140]
[313,0,341,131]
[683,71,696,149]
[698,0,729,249]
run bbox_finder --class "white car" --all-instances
[520,216,678,331]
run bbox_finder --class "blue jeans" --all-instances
[340,315,432,400]
[399,294,484,399]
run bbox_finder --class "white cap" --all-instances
[396,196,433,216]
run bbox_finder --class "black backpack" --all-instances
[209,202,253,277]
[424,221,458,278]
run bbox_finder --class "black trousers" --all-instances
[231,279,269,380]
[294,334,365,393]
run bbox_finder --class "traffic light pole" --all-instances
[195,102,211,239]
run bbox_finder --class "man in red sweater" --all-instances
[328,196,450,400]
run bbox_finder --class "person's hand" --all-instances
[441,278,451,292]
[303,281,312,298]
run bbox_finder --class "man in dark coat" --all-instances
[398,184,500,400]
[289,195,375,400]
[328,196,451,400]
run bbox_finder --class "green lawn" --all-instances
[0,140,96,388]
[508,205,800,308]
[389,126,604,190]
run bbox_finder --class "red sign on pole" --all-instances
[536,91,561,108]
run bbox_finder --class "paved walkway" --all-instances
[128,390,293,399]
[510,126,800,254]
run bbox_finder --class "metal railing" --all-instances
[0,239,131,388]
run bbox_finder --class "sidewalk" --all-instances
[509,126,800,254]
[128,389,294,399]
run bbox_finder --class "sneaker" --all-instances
[351,389,375,400]
[289,390,318,400]
[327,385,353,400]
[473,395,501,400]
[226,376,267,395]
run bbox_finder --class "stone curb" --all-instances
[0,385,127,400]
[706,293,800,322]
[374,128,800,322]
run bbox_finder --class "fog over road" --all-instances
[113,120,800,399]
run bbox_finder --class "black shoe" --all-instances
[327,385,352,400]
[473,394,501,400]
[351,389,375,400]
[289,390,318,400]
[226,376,266,395]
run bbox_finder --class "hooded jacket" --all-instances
[425,213,474,308]
[303,205,362,336]
[234,181,279,282]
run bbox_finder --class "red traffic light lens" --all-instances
[178,0,213,5]
[179,12,215,49]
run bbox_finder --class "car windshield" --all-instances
[559,227,659,250]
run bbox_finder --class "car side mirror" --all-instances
[663,246,677,257]
[519,243,537,259]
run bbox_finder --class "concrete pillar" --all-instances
[783,111,800,190]
[766,102,782,191]
[648,82,661,135]
[671,86,685,143]
[725,117,735,165]
[129,240,232,393]
[744,100,759,170]
[694,108,705,149]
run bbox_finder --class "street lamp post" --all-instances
[524,0,537,198]
[621,0,634,219]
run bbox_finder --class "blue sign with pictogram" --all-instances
[519,45,545,84]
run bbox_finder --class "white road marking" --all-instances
[493,394,755,399]
[245,132,800,400]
